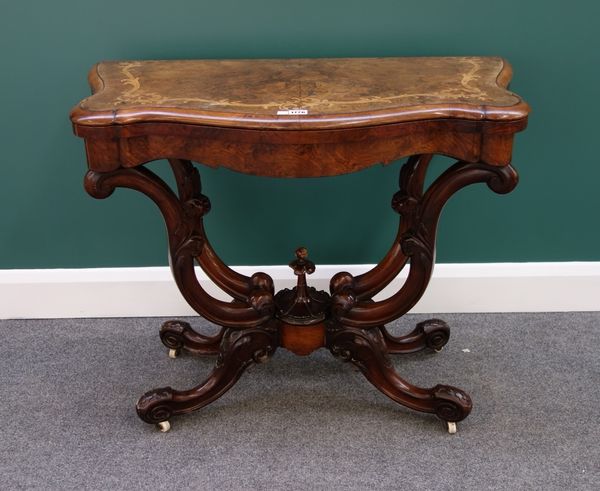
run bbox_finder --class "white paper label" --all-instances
[276,109,308,115]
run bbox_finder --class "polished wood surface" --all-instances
[71,57,528,130]
[75,117,526,177]
[280,322,326,357]
[73,57,527,129]
[72,57,529,433]
[71,57,528,177]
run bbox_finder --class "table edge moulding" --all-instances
[70,56,530,434]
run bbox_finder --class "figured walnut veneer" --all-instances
[72,57,526,128]
[71,57,528,177]
[71,56,529,432]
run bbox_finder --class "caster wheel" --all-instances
[434,347,444,353]
[168,349,179,359]
[255,353,269,364]
[157,421,171,433]
[447,422,457,434]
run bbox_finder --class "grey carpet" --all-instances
[1,313,598,490]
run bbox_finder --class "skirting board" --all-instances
[1,262,599,319]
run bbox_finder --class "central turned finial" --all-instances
[289,247,315,303]
[291,246,314,274]
[274,247,330,326]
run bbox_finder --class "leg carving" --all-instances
[351,154,433,300]
[84,165,275,329]
[159,320,225,356]
[168,159,268,303]
[331,161,518,329]
[136,322,278,425]
[84,156,511,431]
[326,323,472,423]
[381,319,450,354]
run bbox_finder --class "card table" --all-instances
[71,57,529,433]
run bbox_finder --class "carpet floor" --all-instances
[1,313,598,490]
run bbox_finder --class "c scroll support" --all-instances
[326,322,473,423]
[380,319,451,354]
[137,321,279,426]
[159,320,225,356]
[84,165,275,329]
[168,158,269,302]
[351,154,433,300]
[330,161,518,329]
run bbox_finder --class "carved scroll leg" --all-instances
[137,323,278,430]
[380,319,450,354]
[327,324,472,431]
[159,320,226,357]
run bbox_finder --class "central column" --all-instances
[274,247,330,355]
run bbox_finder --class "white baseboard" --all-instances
[1,262,599,319]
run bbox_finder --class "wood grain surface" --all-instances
[71,57,529,130]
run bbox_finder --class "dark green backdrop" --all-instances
[1,0,598,268]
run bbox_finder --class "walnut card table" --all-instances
[71,57,529,434]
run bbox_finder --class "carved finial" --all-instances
[290,246,315,276]
[274,247,330,325]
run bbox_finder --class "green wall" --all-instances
[1,0,598,268]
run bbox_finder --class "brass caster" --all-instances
[157,421,171,433]
[447,421,457,434]
[168,349,179,359]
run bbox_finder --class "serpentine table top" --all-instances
[71,57,528,128]
[71,57,529,177]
